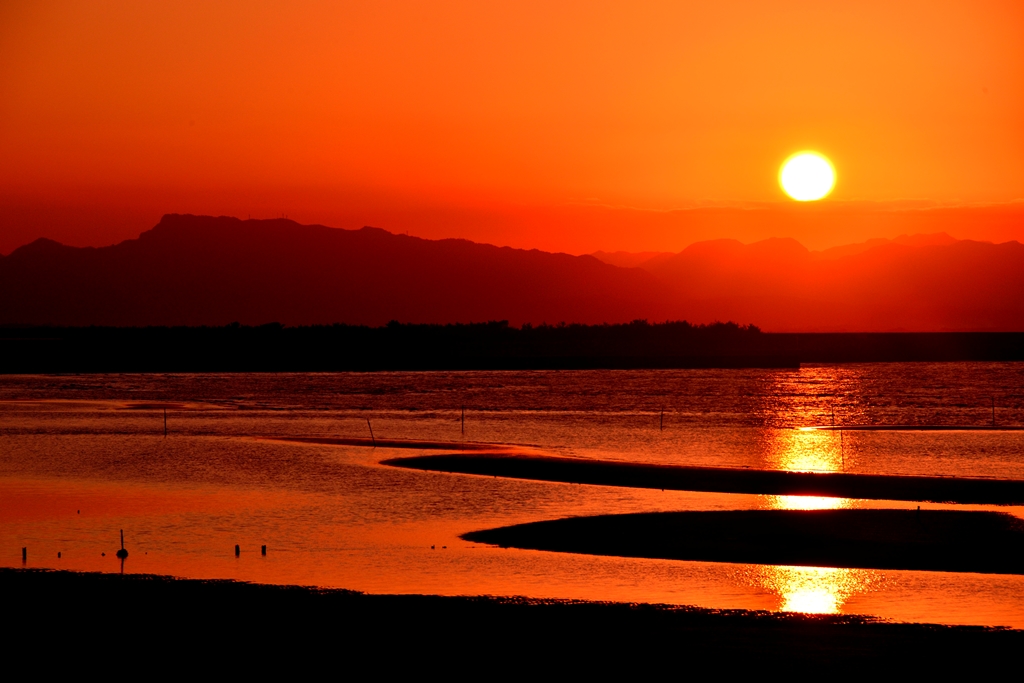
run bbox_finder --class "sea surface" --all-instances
[2,363,1024,627]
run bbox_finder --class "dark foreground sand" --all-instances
[2,569,1020,673]
[385,453,1024,504]
[464,509,1024,575]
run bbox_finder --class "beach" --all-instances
[5,568,1022,672]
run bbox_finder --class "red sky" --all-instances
[2,1,1023,254]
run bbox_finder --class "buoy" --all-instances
[116,529,128,559]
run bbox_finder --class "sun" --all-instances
[779,151,835,201]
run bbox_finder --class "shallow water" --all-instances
[2,364,1024,627]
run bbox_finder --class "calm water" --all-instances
[2,364,1024,627]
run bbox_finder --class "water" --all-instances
[2,363,1024,627]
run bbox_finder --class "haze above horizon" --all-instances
[2,1,1023,254]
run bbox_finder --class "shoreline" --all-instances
[3,568,1022,670]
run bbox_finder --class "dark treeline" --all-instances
[1,320,1022,372]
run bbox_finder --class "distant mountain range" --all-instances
[0,214,677,327]
[592,233,1024,331]
[3,214,1023,330]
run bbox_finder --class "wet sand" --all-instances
[384,453,1024,504]
[4,568,1021,672]
[464,509,1024,575]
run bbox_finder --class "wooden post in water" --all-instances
[22,547,26,563]
[235,544,240,557]
[660,409,664,431]
[367,419,376,447]
[261,545,267,556]
[163,408,167,438]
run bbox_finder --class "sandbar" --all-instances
[262,436,518,451]
[464,509,1024,575]
[384,452,1024,505]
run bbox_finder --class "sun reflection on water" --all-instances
[764,494,848,510]
[760,426,851,510]
[751,377,870,611]
[753,565,868,614]
[763,426,845,473]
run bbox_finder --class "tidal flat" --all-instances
[4,365,1024,628]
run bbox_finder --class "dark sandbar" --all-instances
[464,509,1024,575]
[3,568,1020,671]
[384,453,1024,505]
[812,425,1024,431]
[262,436,515,451]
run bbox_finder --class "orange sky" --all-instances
[2,1,1023,254]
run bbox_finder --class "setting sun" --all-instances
[779,152,836,201]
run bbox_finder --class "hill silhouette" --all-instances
[3,214,1024,330]
[640,234,1024,331]
[0,214,679,327]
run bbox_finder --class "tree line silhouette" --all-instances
[2,320,1022,372]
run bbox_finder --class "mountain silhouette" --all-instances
[640,235,1024,331]
[3,214,1024,330]
[0,214,679,326]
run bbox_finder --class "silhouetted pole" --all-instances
[116,530,128,559]
[660,409,664,431]
[235,544,240,557]
[163,408,167,438]
[22,547,26,563]
[261,545,267,556]
[367,419,376,447]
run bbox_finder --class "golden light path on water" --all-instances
[755,565,864,614]
[755,367,864,614]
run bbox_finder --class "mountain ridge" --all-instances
[3,214,1024,331]
[0,214,681,327]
